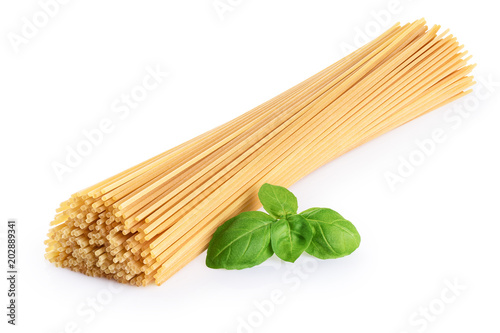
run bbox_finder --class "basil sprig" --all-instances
[206,183,361,269]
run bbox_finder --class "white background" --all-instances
[1,0,499,332]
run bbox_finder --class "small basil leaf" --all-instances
[271,214,313,262]
[206,211,275,269]
[258,183,298,219]
[301,208,361,259]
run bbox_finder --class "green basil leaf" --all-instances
[271,214,313,262]
[258,183,298,219]
[206,211,275,269]
[301,208,361,259]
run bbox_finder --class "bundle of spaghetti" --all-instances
[45,19,475,286]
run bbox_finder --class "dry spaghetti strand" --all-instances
[45,20,475,286]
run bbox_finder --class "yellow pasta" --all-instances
[45,19,475,286]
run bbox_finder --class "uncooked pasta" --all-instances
[45,19,475,286]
